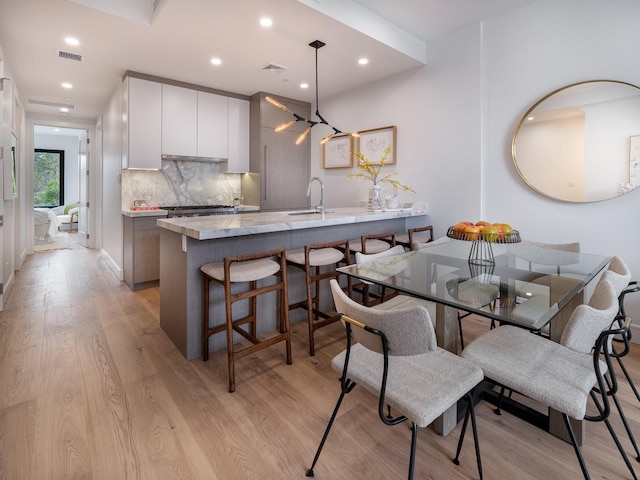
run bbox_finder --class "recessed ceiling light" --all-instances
[260,17,272,27]
[358,58,369,65]
[527,116,535,121]
[210,58,222,65]
[65,36,79,46]
[60,107,69,113]
[54,128,60,132]
[62,82,73,89]
[300,83,308,89]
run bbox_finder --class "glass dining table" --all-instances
[337,238,611,441]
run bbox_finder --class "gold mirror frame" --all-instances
[512,79,640,202]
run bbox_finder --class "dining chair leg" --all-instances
[306,390,347,477]
[589,390,638,479]
[564,414,591,480]
[408,423,418,480]
[605,373,640,461]
[454,393,483,480]
[616,354,640,403]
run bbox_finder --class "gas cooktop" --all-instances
[160,205,237,217]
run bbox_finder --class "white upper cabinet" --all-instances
[122,77,162,169]
[161,84,197,157]
[125,75,248,167]
[227,97,250,172]
[197,91,228,159]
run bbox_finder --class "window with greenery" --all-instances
[34,149,65,207]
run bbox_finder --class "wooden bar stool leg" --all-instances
[203,276,210,362]
[224,281,236,392]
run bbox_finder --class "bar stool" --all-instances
[287,239,352,356]
[348,232,396,305]
[396,225,434,250]
[201,248,291,392]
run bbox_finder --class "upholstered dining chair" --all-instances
[306,279,484,480]
[605,256,640,403]
[462,277,638,480]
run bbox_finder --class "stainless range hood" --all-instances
[161,154,227,163]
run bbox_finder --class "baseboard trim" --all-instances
[100,249,123,281]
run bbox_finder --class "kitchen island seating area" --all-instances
[200,248,291,392]
[286,239,352,356]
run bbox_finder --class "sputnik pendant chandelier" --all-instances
[266,40,357,145]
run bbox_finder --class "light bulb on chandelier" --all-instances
[266,40,359,144]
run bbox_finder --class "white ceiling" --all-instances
[0,0,535,120]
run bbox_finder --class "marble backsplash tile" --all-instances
[122,159,242,208]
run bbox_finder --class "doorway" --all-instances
[28,122,96,251]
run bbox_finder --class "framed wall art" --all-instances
[322,134,353,168]
[356,125,397,165]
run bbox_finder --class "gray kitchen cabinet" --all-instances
[250,92,311,211]
[122,76,162,169]
[123,215,164,290]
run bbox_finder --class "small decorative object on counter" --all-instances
[347,146,414,209]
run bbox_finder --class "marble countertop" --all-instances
[122,209,169,217]
[157,207,427,240]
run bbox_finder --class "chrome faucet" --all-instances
[307,176,325,212]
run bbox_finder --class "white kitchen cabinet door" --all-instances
[197,91,228,159]
[123,77,162,169]
[162,84,197,156]
[227,97,249,171]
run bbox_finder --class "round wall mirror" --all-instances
[512,80,640,202]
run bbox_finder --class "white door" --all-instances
[78,136,89,247]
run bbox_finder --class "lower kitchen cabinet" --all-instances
[123,215,164,290]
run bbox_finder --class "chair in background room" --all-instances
[306,279,484,480]
[462,277,637,480]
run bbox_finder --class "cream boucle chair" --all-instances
[462,277,637,479]
[306,279,484,480]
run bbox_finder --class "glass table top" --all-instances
[337,240,611,331]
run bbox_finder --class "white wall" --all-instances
[34,132,80,204]
[313,0,640,323]
[101,82,124,278]
[310,23,483,235]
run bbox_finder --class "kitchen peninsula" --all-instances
[157,207,428,360]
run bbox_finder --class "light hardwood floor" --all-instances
[1,242,640,479]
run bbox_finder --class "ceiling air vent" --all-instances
[28,99,76,110]
[57,50,84,62]
[261,63,288,75]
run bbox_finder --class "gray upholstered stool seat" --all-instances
[348,238,391,254]
[287,239,351,356]
[201,248,291,392]
[287,247,344,267]
[201,258,280,283]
